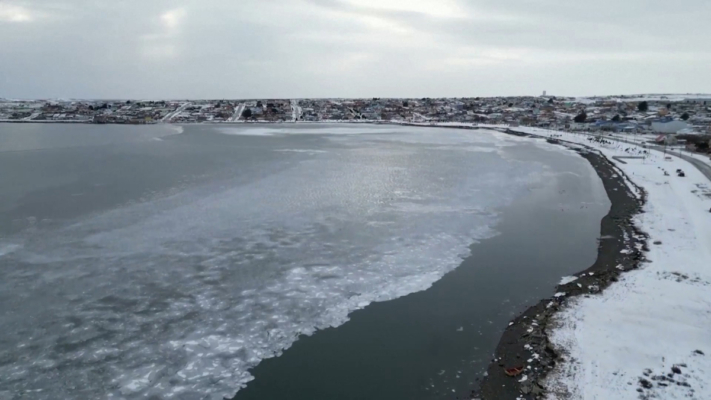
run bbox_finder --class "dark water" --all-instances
[0,123,608,400]
[233,143,607,400]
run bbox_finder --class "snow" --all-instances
[508,127,711,400]
[576,94,711,103]
[558,276,579,285]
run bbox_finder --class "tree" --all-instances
[612,114,621,122]
[548,98,554,104]
[574,111,587,123]
[242,108,252,119]
[667,103,672,110]
[638,101,649,112]
[681,112,690,121]
[508,103,513,107]
[402,101,409,107]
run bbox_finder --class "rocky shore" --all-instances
[474,133,648,399]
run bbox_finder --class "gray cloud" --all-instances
[1,0,709,99]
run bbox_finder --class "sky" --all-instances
[1,0,710,99]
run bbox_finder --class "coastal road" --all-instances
[598,133,711,182]
[651,145,711,181]
[559,130,711,184]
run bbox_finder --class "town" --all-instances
[2,94,710,153]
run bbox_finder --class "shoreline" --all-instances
[0,119,494,126]
[0,121,648,399]
[475,131,648,399]
[224,127,609,400]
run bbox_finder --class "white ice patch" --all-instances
[167,125,184,135]
[216,127,275,136]
[216,124,397,137]
[559,276,579,285]
[274,149,328,154]
[0,243,21,257]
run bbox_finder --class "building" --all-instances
[655,134,678,145]
[651,120,689,134]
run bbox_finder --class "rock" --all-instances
[694,350,705,355]
[521,384,532,394]
[653,240,662,245]
[672,366,682,374]
[639,378,653,389]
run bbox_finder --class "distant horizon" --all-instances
[3,93,711,102]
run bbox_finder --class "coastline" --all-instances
[475,131,647,399]
[0,121,651,398]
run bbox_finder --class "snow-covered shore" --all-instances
[510,127,711,399]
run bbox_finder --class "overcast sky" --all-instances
[1,0,710,99]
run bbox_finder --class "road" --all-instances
[412,112,430,122]
[231,103,246,122]
[290,100,301,122]
[161,102,191,122]
[598,133,711,182]
[565,130,711,183]
[510,128,711,183]
[650,144,711,181]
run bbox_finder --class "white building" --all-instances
[651,120,689,134]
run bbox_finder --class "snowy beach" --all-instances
[475,126,711,399]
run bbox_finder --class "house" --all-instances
[570,122,591,131]
[655,134,678,145]
[686,98,711,105]
[595,120,639,132]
